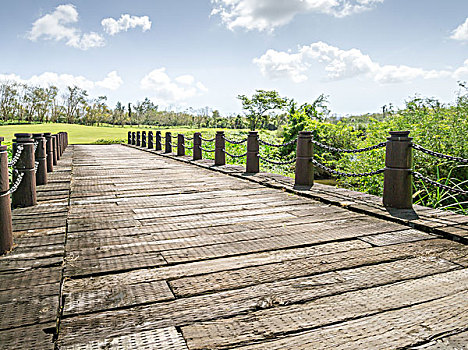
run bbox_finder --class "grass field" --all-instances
[0,124,247,144]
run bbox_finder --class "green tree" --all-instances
[237,90,289,130]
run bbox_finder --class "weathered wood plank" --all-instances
[229,290,468,350]
[181,269,468,349]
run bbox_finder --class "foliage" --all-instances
[237,90,289,130]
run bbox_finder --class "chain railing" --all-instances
[8,145,23,167]
[133,129,467,210]
[412,144,468,163]
[7,169,25,195]
[311,140,387,153]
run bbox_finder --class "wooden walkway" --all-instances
[1,144,467,349]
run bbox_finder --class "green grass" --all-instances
[0,123,248,144]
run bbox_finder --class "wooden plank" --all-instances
[229,290,468,350]
[181,269,468,349]
[58,257,458,346]
[359,228,434,246]
[410,330,468,349]
[0,323,55,350]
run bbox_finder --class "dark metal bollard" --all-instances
[128,131,132,144]
[155,131,162,151]
[131,132,136,145]
[246,131,259,173]
[32,133,47,185]
[193,133,202,160]
[51,135,58,165]
[0,138,13,254]
[294,131,314,189]
[12,133,37,208]
[142,131,147,148]
[53,134,60,161]
[148,131,154,149]
[136,131,141,146]
[177,134,185,156]
[383,131,413,209]
[215,131,225,166]
[44,133,54,173]
[165,132,172,153]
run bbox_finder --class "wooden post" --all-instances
[177,134,185,156]
[128,131,132,144]
[132,132,136,145]
[193,133,202,160]
[54,134,60,161]
[148,131,154,149]
[383,131,413,209]
[51,135,58,165]
[215,131,225,166]
[155,131,162,151]
[32,133,47,185]
[58,133,63,156]
[65,132,68,148]
[246,131,259,173]
[142,131,147,148]
[294,131,314,189]
[44,133,54,173]
[136,131,141,146]
[12,133,37,208]
[0,138,13,254]
[165,132,172,153]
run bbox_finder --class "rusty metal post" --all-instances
[32,133,47,185]
[44,133,54,173]
[193,133,202,160]
[246,131,259,173]
[215,131,225,166]
[177,134,185,156]
[142,131,147,148]
[53,134,60,161]
[0,138,13,254]
[148,131,154,149]
[136,131,141,146]
[128,131,132,144]
[51,135,58,165]
[294,131,314,189]
[155,131,162,151]
[165,132,172,153]
[12,133,37,208]
[383,131,413,209]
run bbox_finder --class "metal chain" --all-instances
[311,159,385,177]
[311,140,387,154]
[200,136,215,142]
[186,136,194,141]
[33,141,39,152]
[259,155,296,165]
[7,170,24,195]
[411,171,468,195]
[412,144,468,163]
[8,145,24,167]
[259,138,297,148]
[168,141,175,147]
[186,146,194,150]
[199,146,216,153]
[223,136,248,144]
[34,161,39,173]
[224,149,247,158]
[172,135,178,139]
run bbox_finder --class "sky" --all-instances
[1,0,467,116]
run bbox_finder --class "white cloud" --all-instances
[28,4,105,50]
[101,14,152,35]
[95,71,124,90]
[140,68,208,105]
[451,18,468,41]
[453,59,468,79]
[254,42,454,84]
[211,0,384,31]
[0,71,123,91]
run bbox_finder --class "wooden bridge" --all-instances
[1,143,467,349]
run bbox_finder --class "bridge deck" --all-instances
[1,144,467,349]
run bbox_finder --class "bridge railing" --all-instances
[0,132,68,254]
[129,129,468,210]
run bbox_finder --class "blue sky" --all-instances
[1,0,467,116]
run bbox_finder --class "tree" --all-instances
[237,90,289,130]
